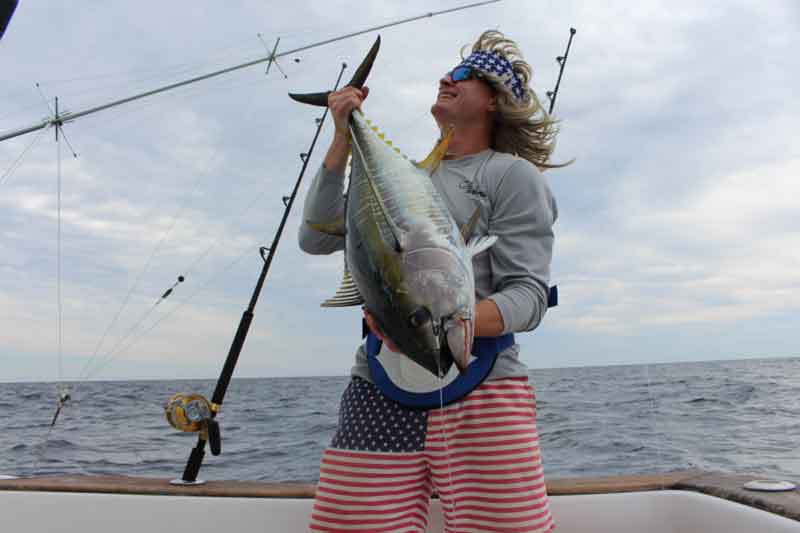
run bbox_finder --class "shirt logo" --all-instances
[459,179,487,199]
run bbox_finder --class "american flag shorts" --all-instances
[309,376,554,532]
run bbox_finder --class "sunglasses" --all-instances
[447,65,486,83]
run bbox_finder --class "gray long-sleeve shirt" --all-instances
[298,148,557,381]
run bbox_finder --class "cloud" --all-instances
[2,0,799,381]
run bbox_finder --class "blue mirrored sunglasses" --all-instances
[448,65,484,83]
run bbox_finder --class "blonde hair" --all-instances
[465,30,567,169]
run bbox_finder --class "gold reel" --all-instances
[164,393,222,456]
[164,393,214,432]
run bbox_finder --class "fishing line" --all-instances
[84,89,335,378]
[60,68,279,141]
[35,21,344,91]
[32,41,280,111]
[56,114,63,384]
[31,415,57,476]
[76,88,252,378]
[436,357,459,527]
[86,186,295,380]
[0,124,49,187]
[177,184,273,282]
[31,113,71,476]
[74,63,285,385]
[37,45,262,87]
[0,100,46,123]
[26,0,503,458]
[175,113,332,282]
[643,363,667,489]
[78,276,184,382]
[78,68,311,375]
[84,249,254,381]
[78,71,278,381]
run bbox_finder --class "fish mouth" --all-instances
[442,316,473,373]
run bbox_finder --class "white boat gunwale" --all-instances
[1,470,798,523]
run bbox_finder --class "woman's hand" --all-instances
[328,86,369,139]
[323,86,369,175]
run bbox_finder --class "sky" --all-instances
[1,0,798,382]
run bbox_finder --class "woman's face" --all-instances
[431,68,496,129]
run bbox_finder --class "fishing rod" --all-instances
[547,27,577,114]
[0,0,499,144]
[164,60,347,486]
[29,0,499,431]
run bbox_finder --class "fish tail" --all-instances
[288,36,381,107]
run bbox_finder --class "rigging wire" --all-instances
[0,124,49,186]
[76,69,287,383]
[56,108,63,384]
[78,94,428,373]
[79,275,185,381]
[71,36,339,379]
[40,0,502,399]
[53,96,76,422]
[85,250,251,380]
[81,160,310,380]
[32,20,349,91]
[69,73,468,384]
[73,68,278,377]
[643,363,667,488]
[160,92,431,291]
[76,81,268,380]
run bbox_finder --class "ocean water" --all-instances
[1,357,799,483]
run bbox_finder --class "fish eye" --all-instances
[408,307,432,329]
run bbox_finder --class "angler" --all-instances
[292,37,495,378]
[296,29,561,532]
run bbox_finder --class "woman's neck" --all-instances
[441,122,492,160]
[444,129,491,159]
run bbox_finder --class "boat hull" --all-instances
[2,485,799,532]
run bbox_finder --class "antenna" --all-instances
[257,34,289,79]
[0,0,500,143]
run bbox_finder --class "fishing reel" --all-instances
[164,393,222,456]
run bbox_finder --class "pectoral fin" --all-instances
[415,127,454,175]
[321,265,364,307]
[465,234,497,257]
[460,207,481,243]
[307,217,346,237]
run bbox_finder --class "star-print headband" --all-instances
[453,50,526,103]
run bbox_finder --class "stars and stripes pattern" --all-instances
[457,51,526,103]
[331,377,427,453]
[309,377,554,532]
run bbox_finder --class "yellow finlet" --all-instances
[321,264,364,308]
[306,217,346,237]
[415,127,454,175]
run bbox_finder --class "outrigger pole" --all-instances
[175,61,348,485]
[0,0,500,144]
[546,27,577,114]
